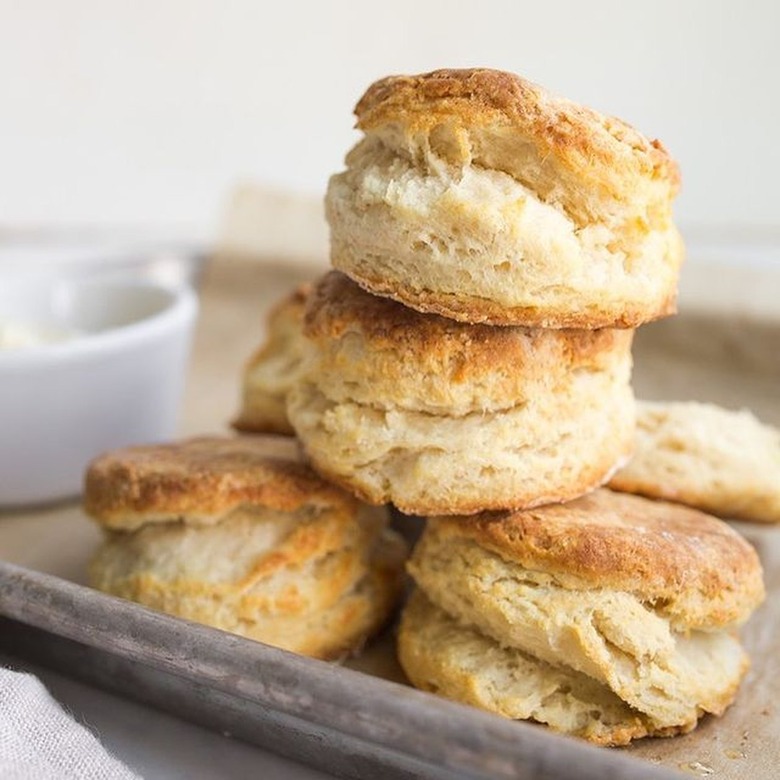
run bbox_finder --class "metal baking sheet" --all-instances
[0,562,677,780]
[1,254,779,779]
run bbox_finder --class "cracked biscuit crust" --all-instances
[91,508,407,659]
[354,68,680,205]
[84,435,354,532]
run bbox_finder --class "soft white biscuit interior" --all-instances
[327,134,682,321]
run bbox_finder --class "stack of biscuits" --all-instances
[89,69,767,747]
[233,69,767,745]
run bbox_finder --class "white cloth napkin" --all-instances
[0,667,140,780]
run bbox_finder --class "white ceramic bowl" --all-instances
[0,276,197,506]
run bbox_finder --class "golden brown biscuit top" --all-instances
[354,68,679,194]
[305,272,631,375]
[85,435,358,530]
[428,489,764,628]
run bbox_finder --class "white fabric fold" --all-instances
[0,667,140,780]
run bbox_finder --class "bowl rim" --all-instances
[0,278,198,368]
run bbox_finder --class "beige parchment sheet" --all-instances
[1,244,779,780]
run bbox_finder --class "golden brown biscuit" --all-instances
[233,285,311,436]
[327,68,682,328]
[610,400,780,523]
[85,436,406,659]
[287,272,635,515]
[404,489,764,737]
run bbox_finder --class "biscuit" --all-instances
[287,272,635,515]
[327,68,682,328]
[609,400,780,523]
[86,436,406,659]
[405,489,764,737]
[233,285,311,436]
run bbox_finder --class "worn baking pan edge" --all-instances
[0,561,679,780]
[0,616,462,780]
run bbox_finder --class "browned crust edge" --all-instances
[333,265,677,330]
[84,436,358,528]
[354,68,680,193]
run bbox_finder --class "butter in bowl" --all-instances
[0,273,197,506]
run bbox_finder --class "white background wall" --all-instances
[0,0,778,239]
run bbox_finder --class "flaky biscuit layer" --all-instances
[398,591,684,746]
[92,508,406,660]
